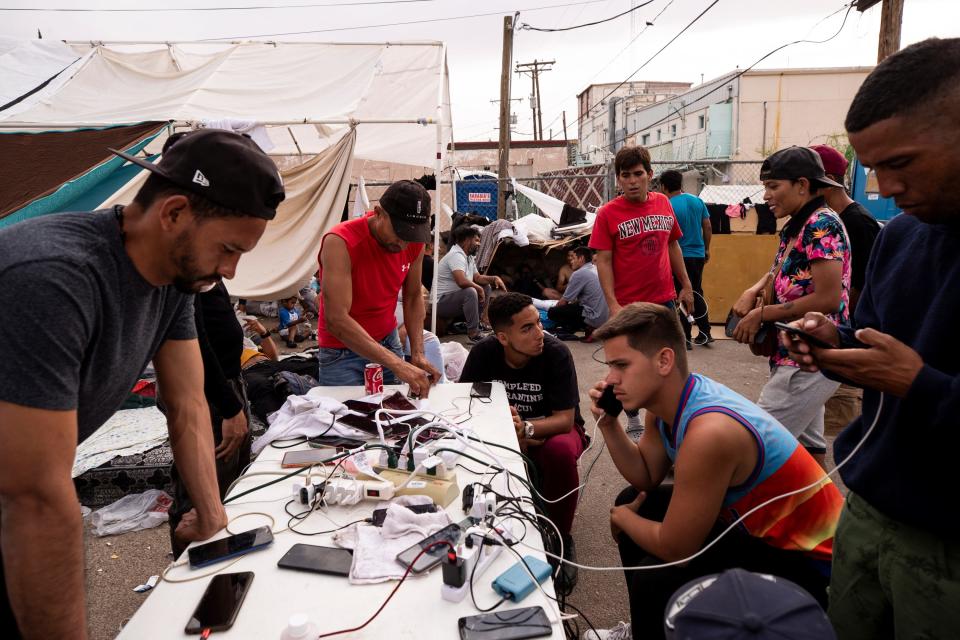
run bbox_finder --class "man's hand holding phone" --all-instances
[781,312,924,398]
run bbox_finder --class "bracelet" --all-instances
[259,331,271,339]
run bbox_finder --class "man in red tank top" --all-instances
[316,180,440,397]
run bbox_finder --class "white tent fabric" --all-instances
[0,37,83,108]
[352,176,370,218]
[512,178,564,225]
[1,41,452,168]
[229,129,356,300]
[698,184,765,205]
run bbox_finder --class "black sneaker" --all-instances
[685,339,693,351]
[555,535,578,594]
[693,332,714,346]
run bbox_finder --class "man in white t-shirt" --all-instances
[435,225,505,342]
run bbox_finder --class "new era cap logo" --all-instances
[192,170,210,187]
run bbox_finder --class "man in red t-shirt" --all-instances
[590,146,694,319]
[317,180,441,397]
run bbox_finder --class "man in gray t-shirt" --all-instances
[435,224,505,341]
[548,247,610,340]
[0,129,284,638]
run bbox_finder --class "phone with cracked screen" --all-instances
[277,544,353,577]
[336,413,380,434]
[395,519,472,573]
[457,606,552,640]
[184,572,254,634]
[187,526,273,568]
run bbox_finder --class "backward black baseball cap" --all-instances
[379,179,432,243]
[759,146,843,189]
[109,128,285,220]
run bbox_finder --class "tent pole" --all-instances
[430,45,447,338]
[0,117,437,130]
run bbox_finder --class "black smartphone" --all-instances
[395,519,470,573]
[596,384,623,417]
[309,435,365,450]
[773,322,834,349]
[184,572,254,634]
[458,606,552,640]
[471,381,493,399]
[336,413,380,434]
[370,503,439,527]
[188,526,274,569]
[382,390,417,411]
[277,544,353,577]
[344,399,379,415]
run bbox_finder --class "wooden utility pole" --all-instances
[855,0,904,62]
[562,110,568,141]
[877,0,904,62]
[497,15,514,219]
[515,59,555,141]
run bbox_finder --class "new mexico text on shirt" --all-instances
[617,215,675,239]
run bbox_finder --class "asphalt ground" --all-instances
[83,335,844,638]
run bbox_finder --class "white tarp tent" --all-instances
[0,40,453,302]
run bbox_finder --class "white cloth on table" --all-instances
[251,390,358,454]
[336,495,450,584]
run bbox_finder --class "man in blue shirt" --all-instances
[784,38,960,639]
[660,170,712,347]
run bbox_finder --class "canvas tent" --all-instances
[0,39,453,305]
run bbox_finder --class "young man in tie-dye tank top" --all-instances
[586,303,842,640]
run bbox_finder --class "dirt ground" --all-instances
[83,335,845,638]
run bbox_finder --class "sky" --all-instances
[1,0,957,143]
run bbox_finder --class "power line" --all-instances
[519,0,655,32]
[541,0,675,134]
[202,0,612,40]
[0,0,433,11]
[599,1,857,152]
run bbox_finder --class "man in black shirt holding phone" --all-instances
[459,293,587,587]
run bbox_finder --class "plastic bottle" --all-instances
[280,613,319,640]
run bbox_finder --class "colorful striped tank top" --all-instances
[657,374,842,562]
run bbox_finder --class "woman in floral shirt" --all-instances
[732,147,851,468]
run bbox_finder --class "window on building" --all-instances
[670,124,677,137]
[641,133,650,146]
[698,115,705,129]
[656,129,662,142]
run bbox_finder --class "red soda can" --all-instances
[364,363,384,395]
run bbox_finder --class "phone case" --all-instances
[597,385,623,417]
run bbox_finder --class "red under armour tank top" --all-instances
[316,212,422,349]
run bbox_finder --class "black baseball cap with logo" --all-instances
[109,128,285,220]
[759,146,844,189]
[379,179,432,243]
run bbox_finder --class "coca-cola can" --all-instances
[364,363,384,395]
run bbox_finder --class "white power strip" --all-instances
[292,478,395,506]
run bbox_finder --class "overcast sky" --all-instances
[1,0,956,142]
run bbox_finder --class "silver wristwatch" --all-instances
[523,421,535,438]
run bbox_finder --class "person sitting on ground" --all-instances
[435,224,506,342]
[585,303,842,640]
[278,295,311,348]
[458,293,588,587]
[240,318,320,421]
[539,250,575,300]
[547,246,609,341]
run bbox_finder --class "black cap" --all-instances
[759,146,843,189]
[109,129,285,220]
[664,569,836,640]
[379,179,432,243]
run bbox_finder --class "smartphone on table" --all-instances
[281,447,339,468]
[277,544,353,577]
[773,322,835,349]
[471,381,493,399]
[344,399,379,415]
[187,526,274,568]
[395,519,471,573]
[457,605,552,640]
[184,572,254,634]
[382,390,417,411]
[336,413,380,435]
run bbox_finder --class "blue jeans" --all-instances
[403,330,446,383]
[317,329,403,387]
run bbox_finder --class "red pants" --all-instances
[527,425,587,536]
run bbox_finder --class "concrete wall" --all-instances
[736,68,871,160]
